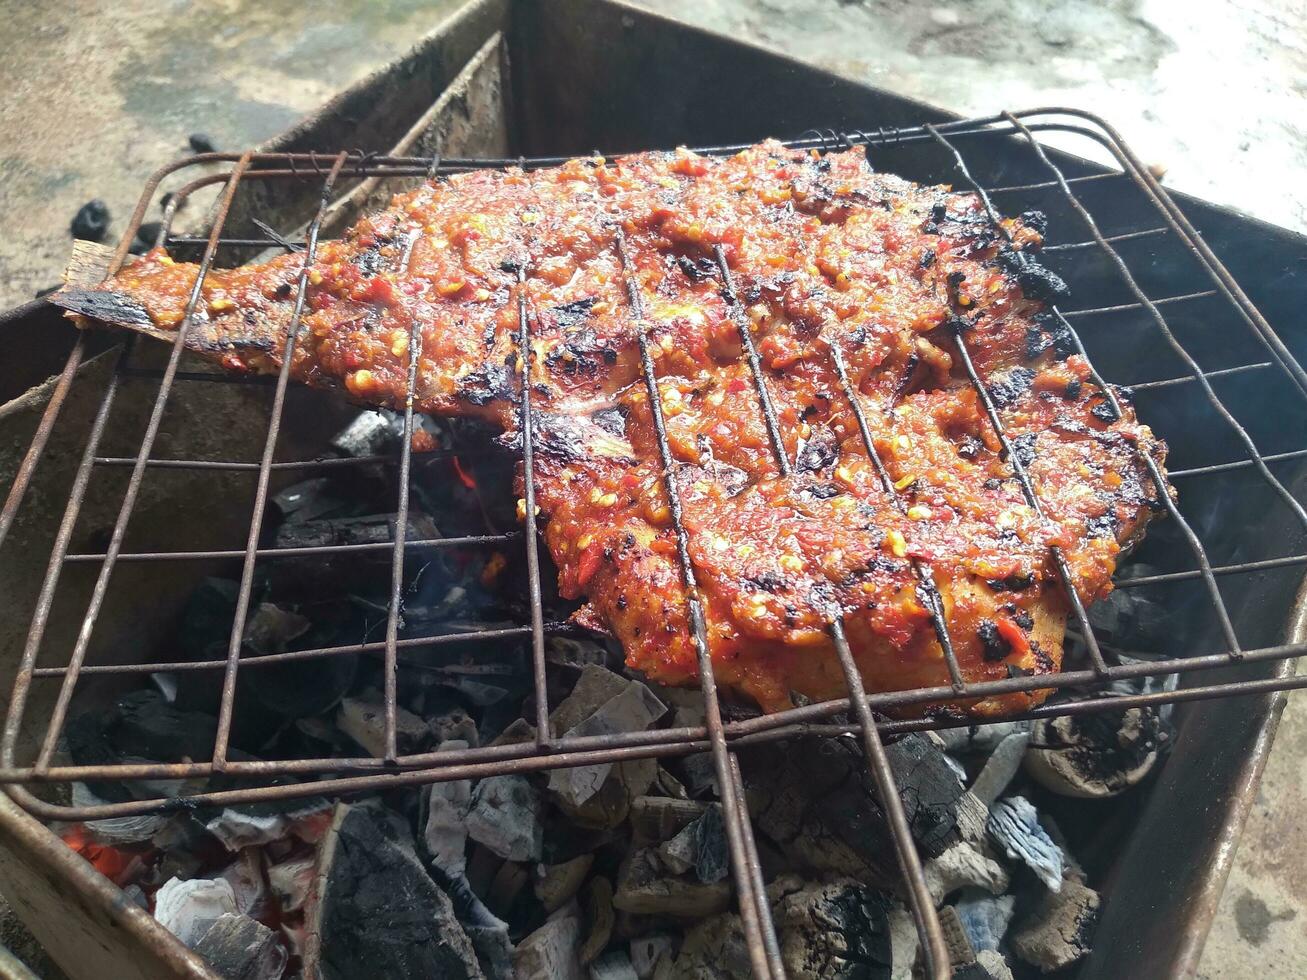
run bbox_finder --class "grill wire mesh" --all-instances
[2,109,1306,978]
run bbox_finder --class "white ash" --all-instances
[513,902,584,980]
[968,731,1031,807]
[423,740,473,877]
[924,841,1010,905]
[219,848,268,918]
[266,855,316,914]
[974,949,1016,980]
[612,846,731,918]
[987,796,1065,891]
[578,876,615,965]
[937,720,1034,756]
[466,774,542,862]
[887,902,919,980]
[154,876,237,947]
[954,887,1016,953]
[72,782,167,844]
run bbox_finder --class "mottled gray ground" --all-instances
[1,0,1305,975]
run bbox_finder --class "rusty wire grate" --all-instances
[2,109,1307,978]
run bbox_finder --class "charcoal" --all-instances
[972,950,1015,980]
[424,697,480,747]
[938,903,976,968]
[330,410,398,457]
[548,679,665,808]
[1010,878,1099,972]
[579,876,616,965]
[72,782,167,844]
[679,753,718,797]
[70,198,110,240]
[747,734,971,882]
[546,635,611,668]
[628,797,706,846]
[487,859,529,918]
[314,802,484,980]
[423,741,473,877]
[612,847,731,918]
[513,905,584,980]
[154,876,237,946]
[535,854,595,913]
[466,775,542,862]
[337,690,433,758]
[1024,709,1160,798]
[465,922,513,980]
[937,720,1032,758]
[924,841,1009,904]
[774,878,893,980]
[205,796,331,852]
[266,855,315,914]
[189,132,219,152]
[242,602,310,654]
[670,912,750,977]
[109,689,219,763]
[658,804,726,884]
[220,848,268,918]
[191,913,287,980]
[955,889,1015,954]
[123,883,150,910]
[967,730,1030,807]
[628,934,674,979]
[270,477,349,524]
[590,949,639,980]
[987,796,1064,891]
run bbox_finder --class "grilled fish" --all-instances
[55,140,1169,714]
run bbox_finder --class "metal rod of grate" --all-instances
[1,109,1306,979]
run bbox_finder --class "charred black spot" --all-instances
[1091,399,1120,423]
[499,259,523,274]
[1064,378,1083,400]
[919,248,936,270]
[805,482,842,500]
[958,435,984,461]
[998,248,1069,302]
[53,288,155,328]
[677,255,717,282]
[987,367,1036,409]
[1086,512,1119,538]
[1030,640,1055,673]
[977,620,1010,662]
[544,326,617,378]
[1012,608,1034,630]
[1025,323,1051,360]
[592,406,627,439]
[1006,663,1034,679]
[1009,432,1038,468]
[1019,209,1049,236]
[458,364,515,406]
[354,244,385,278]
[615,595,627,611]
[796,424,840,473]
[623,532,636,549]
[747,572,787,593]
[987,573,1033,592]
[549,297,597,328]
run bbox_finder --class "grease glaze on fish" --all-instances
[55,141,1169,714]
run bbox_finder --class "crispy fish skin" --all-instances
[55,141,1170,714]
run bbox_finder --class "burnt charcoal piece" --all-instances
[135,220,164,247]
[1011,878,1099,972]
[314,803,483,980]
[70,199,110,241]
[108,690,219,763]
[986,796,1064,890]
[1024,708,1161,798]
[746,734,973,882]
[775,878,893,980]
[189,132,219,153]
[190,912,287,980]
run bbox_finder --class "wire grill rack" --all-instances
[3,108,1307,978]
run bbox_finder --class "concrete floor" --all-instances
[1,0,1305,975]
